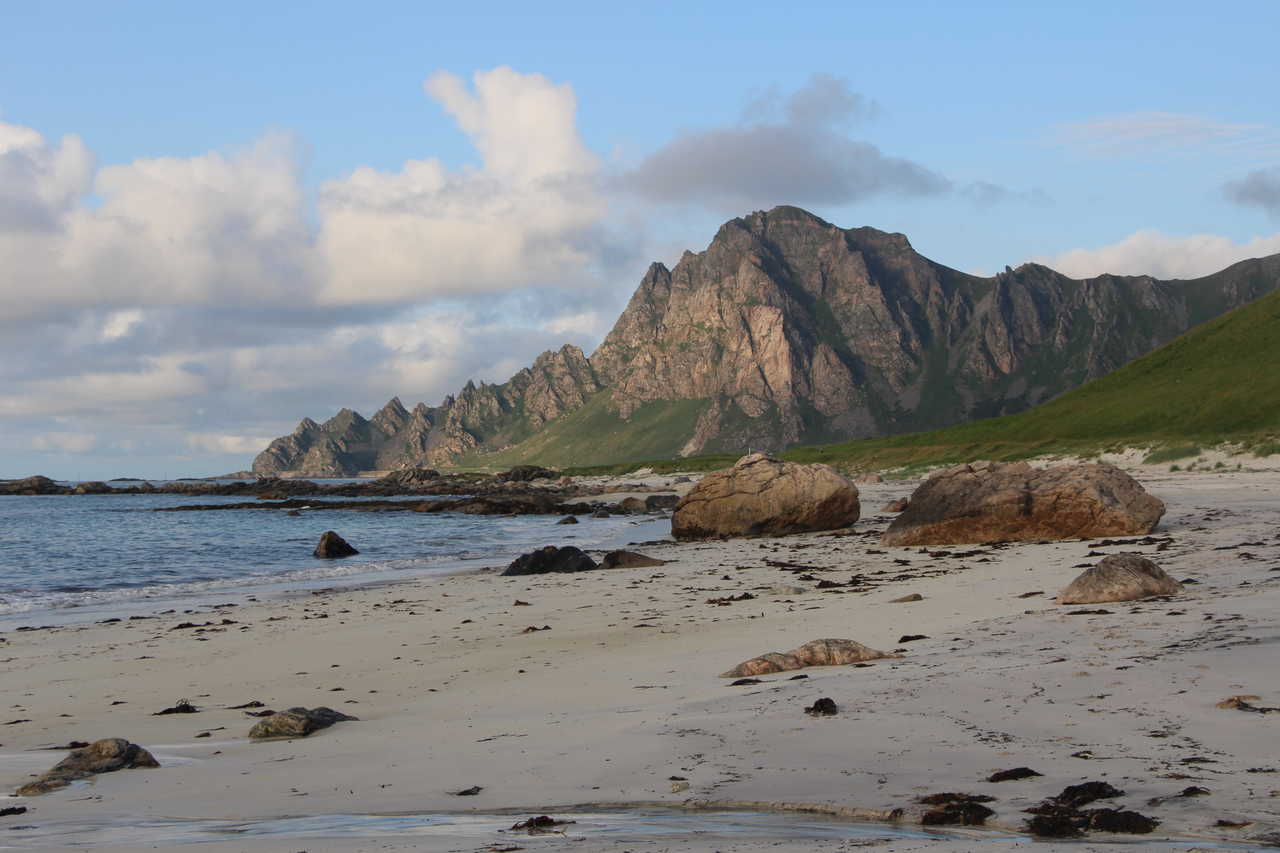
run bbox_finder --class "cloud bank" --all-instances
[1037,229,1280,280]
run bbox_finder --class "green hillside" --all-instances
[566,287,1280,475]
[456,392,712,469]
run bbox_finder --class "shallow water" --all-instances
[0,808,956,848]
[0,491,660,629]
[0,807,1262,849]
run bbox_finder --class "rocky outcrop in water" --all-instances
[254,206,1280,473]
[314,531,358,558]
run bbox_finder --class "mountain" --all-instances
[781,284,1280,472]
[253,206,1280,475]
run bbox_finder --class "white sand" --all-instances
[2,469,1278,851]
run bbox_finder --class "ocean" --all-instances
[0,484,660,631]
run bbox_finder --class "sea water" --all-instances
[0,486,659,630]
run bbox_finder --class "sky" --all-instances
[2,0,1279,479]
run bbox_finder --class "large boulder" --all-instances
[16,738,159,796]
[720,638,891,677]
[313,530,358,558]
[1058,554,1183,604]
[882,462,1164,546]
[672,454,860,540]
[249,706,358,740]
[502,546,598,576]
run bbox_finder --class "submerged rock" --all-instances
[313,530,358,558]
[673,454,860,540]
[721,638,890,678]
[502,546,598,576]
[16,737,159,796]
[882,462,1164,546]
[1058,554,1183,604]
[248,706,357,739]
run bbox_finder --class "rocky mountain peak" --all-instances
[253,206,1280,474]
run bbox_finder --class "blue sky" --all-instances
[2,1,1279,478]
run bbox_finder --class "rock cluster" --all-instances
[672,454,859,540]
[882,462,1164,546]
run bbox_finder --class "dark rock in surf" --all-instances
[313,531,358,558]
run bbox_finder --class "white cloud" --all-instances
[1036,229,1280,280]
[1054,111,1280,157]
[316,67,607,304]
[30,432,97,453]
[0,122,93,230]
[186,433,275,455]
[0,67,613,327]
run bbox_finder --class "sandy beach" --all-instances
[2,466,1278,851]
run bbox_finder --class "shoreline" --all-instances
[1,470,1278,850]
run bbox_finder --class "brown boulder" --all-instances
[882,461,1164,546]
[16,738,159,795]
[673,454,860,541]
[1058,554,1183,604]
[720,638,890,677]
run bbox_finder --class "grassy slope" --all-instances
[568,288,1280,475]
[456,391,712,470]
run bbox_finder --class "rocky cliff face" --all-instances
[254,206,1280,474]
[253,345,601,475]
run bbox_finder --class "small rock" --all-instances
[248,706,357,740]
[721,638,890,678]
[450,785,483,796]
[16,738,159,796]
[153,698,198,715]
[804,697,839,716]
[555,516,579,525]
[313,531,358,559]
[882,498,909,513]
[599,550,666,569]
[889,593,923,603]
[988,767,1042,783]
[1057,554,1182,604]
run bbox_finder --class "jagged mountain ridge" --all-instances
[253,206,1280,474]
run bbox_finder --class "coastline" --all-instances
[1,470,1278,850]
